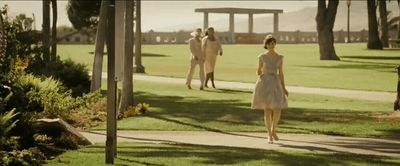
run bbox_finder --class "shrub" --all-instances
[27,58,90,97]
[14,74,80,119]
[0,147,45,166]
[53,132,79,150]
[119,103,150,119]
[68,91,106,129]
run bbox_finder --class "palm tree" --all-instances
[42,0,51,62]
[119,0,134,112]
[347,0,351,43]
[51,0,57,62]
[316,0,340,60]
[367,0,383,49]
[134,0,144,73]
[379,0,389,47]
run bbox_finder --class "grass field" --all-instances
[46,142,400,166]
[58,43,400,92]
[91,80,400,138]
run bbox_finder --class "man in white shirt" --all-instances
[186,28,205,90]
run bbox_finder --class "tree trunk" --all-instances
[379,0,388,47]
[316,0,340,60]
[367,0,383,49]
[42,0,51,63]
[398,0,400,39]
[0,13,5,62]
[90,0,110,92]
[51,0,57,62]
[119,0,134,112]
[134,0,145,73]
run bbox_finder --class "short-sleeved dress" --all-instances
[251,53,288,110]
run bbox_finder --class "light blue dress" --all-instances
[251,53,288,110]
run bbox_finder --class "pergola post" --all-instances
[273,13,279,34]
[203,12,209,31]
[195,8,283,44]
[229,12,235,43]
[248,13,253,34]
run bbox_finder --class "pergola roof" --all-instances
[195,8,283,14]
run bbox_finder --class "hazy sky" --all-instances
[0,1,318,31]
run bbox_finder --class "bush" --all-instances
[0,6,42,75]
[68,91,106,129]
[27,58,91,97]
[53,132,79,150]
[0,109,20,151]
[13,74,80,119]
[0,147,45,166]
[119,103,150,119]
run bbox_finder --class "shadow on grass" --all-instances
[80,143,400,166]
[204,88,253,94]
[300,59,396,73]
[87,52,169,57]
[127,91,398,137]
[342,55,400,60]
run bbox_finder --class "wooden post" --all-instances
[90,0,110,92]
[105,0,116,164]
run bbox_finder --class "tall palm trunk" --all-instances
[398,0,400,39]
[316,0,340,60]
[119,0,134,112]
[90,0,110,92]
[134,0,144,73]
[51,0,57,62]
[42,0,51,63]
[379,0,388,47]
[367,0,383,49]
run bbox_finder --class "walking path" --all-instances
[81,130,400,157]
[90,73,400,157]
[101,73,396,102]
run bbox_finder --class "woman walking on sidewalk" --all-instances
[202,27,223,89]
[251,34,288,144]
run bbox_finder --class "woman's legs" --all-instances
[205,72,211,88]
[264,108,273,143]
[210,72,215,88]
[271,109,282,141]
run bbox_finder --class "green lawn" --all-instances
[58,43,400,92]
[47,142,400,166]
[93,80,399,138]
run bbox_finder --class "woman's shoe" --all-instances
[272,132,279,141]
[268,135,274,144]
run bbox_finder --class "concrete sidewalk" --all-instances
[123,74,395,102]
[81,130,400,157]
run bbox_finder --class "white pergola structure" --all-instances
[195,8,283,43]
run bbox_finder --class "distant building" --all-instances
[57,31,91,44]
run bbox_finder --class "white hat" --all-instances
[190,31,201,37]
[264,34,274,40]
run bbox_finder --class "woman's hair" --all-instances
[205,27,214,36]
[263,34,276,49]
